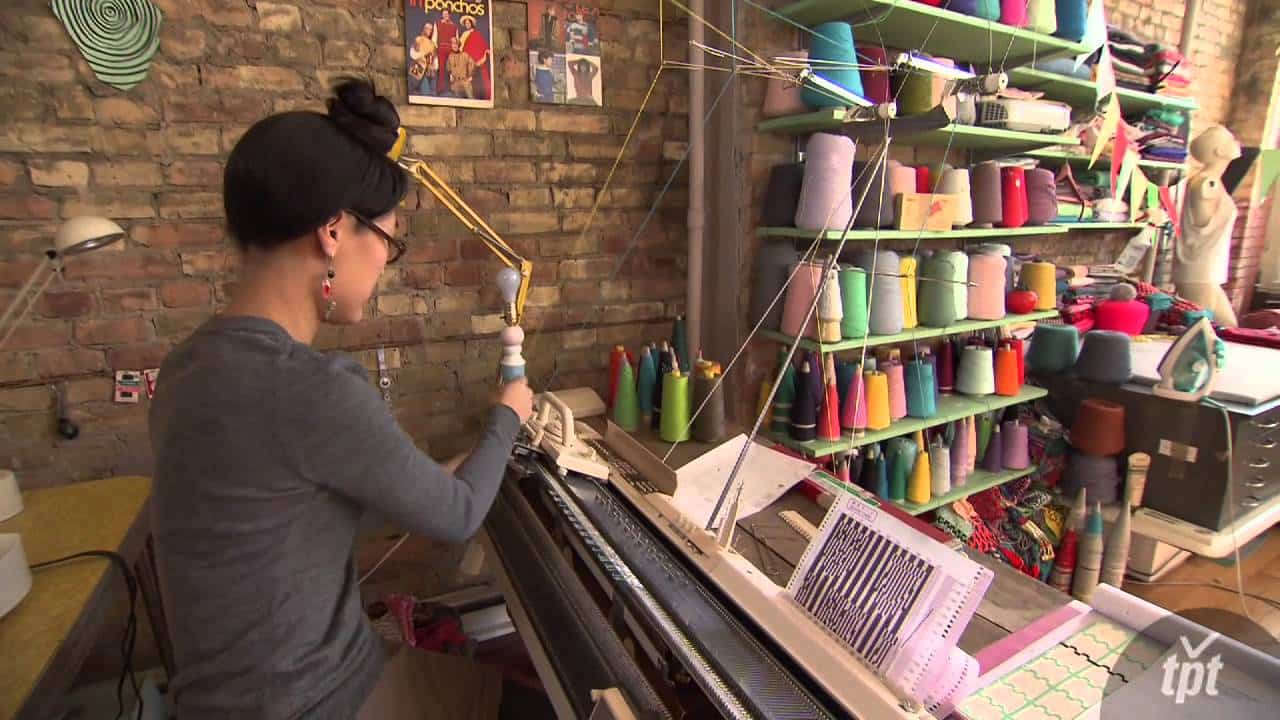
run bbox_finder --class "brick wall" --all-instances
[0,0,688,489]
[1106,0,1251,133]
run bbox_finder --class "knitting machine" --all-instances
[483,394,1002,720]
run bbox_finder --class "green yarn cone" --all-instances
[613,359,640,431]
[771,359,796,434]
[839,267,868,338]
[659,370,691,442]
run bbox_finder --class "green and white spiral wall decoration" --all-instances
[50,0,163,91]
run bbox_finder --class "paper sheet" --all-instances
[669,434,814,529]
[1091,95,1122,169]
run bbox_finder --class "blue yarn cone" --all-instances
[801,22,865,109]
[1055,0,1088,42]
[637,346,657,417]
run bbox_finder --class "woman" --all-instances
[148,78,534,718]
[458,15,492,100]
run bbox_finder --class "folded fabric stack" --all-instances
[1129,107,1190,163]
[1107,25,1192,96]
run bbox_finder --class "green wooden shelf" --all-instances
[756,225,1067,241]
[1024,148,1185,173]
[760,310,1058,353]
[1057,221,1146,231]
[1008,67,1199,114]
[892,465,1038,515]
[768,385,1049,458]
[777,0,1088,68]
[758,111,1080,153]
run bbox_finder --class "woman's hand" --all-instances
[496,378,534,423]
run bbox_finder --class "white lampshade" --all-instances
[54,216,125,256]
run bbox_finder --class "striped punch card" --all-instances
[787,486,992,716]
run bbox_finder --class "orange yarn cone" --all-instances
[994,346,1020,396]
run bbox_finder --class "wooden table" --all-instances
[0,476,164,720]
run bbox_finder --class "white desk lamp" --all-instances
[0,216,123,618]
[0,216,125,349]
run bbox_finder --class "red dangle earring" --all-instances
[322,261,336,320]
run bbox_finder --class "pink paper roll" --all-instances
[1002,420,1030,470]
[780,260,824,339]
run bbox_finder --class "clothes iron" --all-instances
[1152,317,1224,402]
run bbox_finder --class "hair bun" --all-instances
[326,76,400,155]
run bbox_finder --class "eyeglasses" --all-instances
[348,210,407,264]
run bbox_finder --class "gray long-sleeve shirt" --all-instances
[148,315,520,719]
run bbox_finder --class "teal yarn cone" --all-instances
[613,359,640,431]
[672,315,689,374]
[905,358,937,418]
[918,253,959,328]
[637,346,656,419]
[1026,324,1081,374]
[839,266,869,338]
[835,360,857,413]
[887,437,916,501]
[801,22,866,109]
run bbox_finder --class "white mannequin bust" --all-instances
[1175,125,1240,327]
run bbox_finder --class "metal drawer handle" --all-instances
[1248,458,1271,469]
[1252,418,1280,429]
[1256,438,1278,449]
[1242,496,1262,509]
[1245,477,1266,489]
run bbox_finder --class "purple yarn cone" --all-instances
[982,426,1005,473]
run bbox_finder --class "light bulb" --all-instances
[496,267,521,303]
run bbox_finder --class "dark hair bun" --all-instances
[326,76,401,155]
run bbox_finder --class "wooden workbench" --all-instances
[0,476,159,720]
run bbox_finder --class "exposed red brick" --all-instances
[74,317,153,345]
[39,290,95,319]
[160,281,213,308]
[101,288,158,313]
[106,342,171,370]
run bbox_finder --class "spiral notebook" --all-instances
[786,488,992,712]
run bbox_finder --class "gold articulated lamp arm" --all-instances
[397,155,533,326]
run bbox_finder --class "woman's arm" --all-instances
[279,358,525,544]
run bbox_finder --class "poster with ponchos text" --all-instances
[405,0,494,108]
[527,1,602,107]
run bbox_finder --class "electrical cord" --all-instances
[30,550,142,720]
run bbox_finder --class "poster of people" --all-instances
[405,0,494,108]
[527,1,602,107]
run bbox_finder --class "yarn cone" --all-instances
[789,360,818,441]
[982,425,1004,473]
[950,419,970,487]
[1101,501,1132,587]
[612,359,640,431]
[608,345,627,409]
[1072,502,1104,602]
[841,365,869,434]
[907,445,931,505]
[756,377,773,423]
[672,316,690,374]
[835,360,856,414]
[772,358,797,433]
[637,346,657,421]
[659,357,691,442]
[817,265,844,343]
[1049,529,1078,593]
[803,350,824,417]
[652,342,672,430]
[692,358,727,444]
[818,354,842,441]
